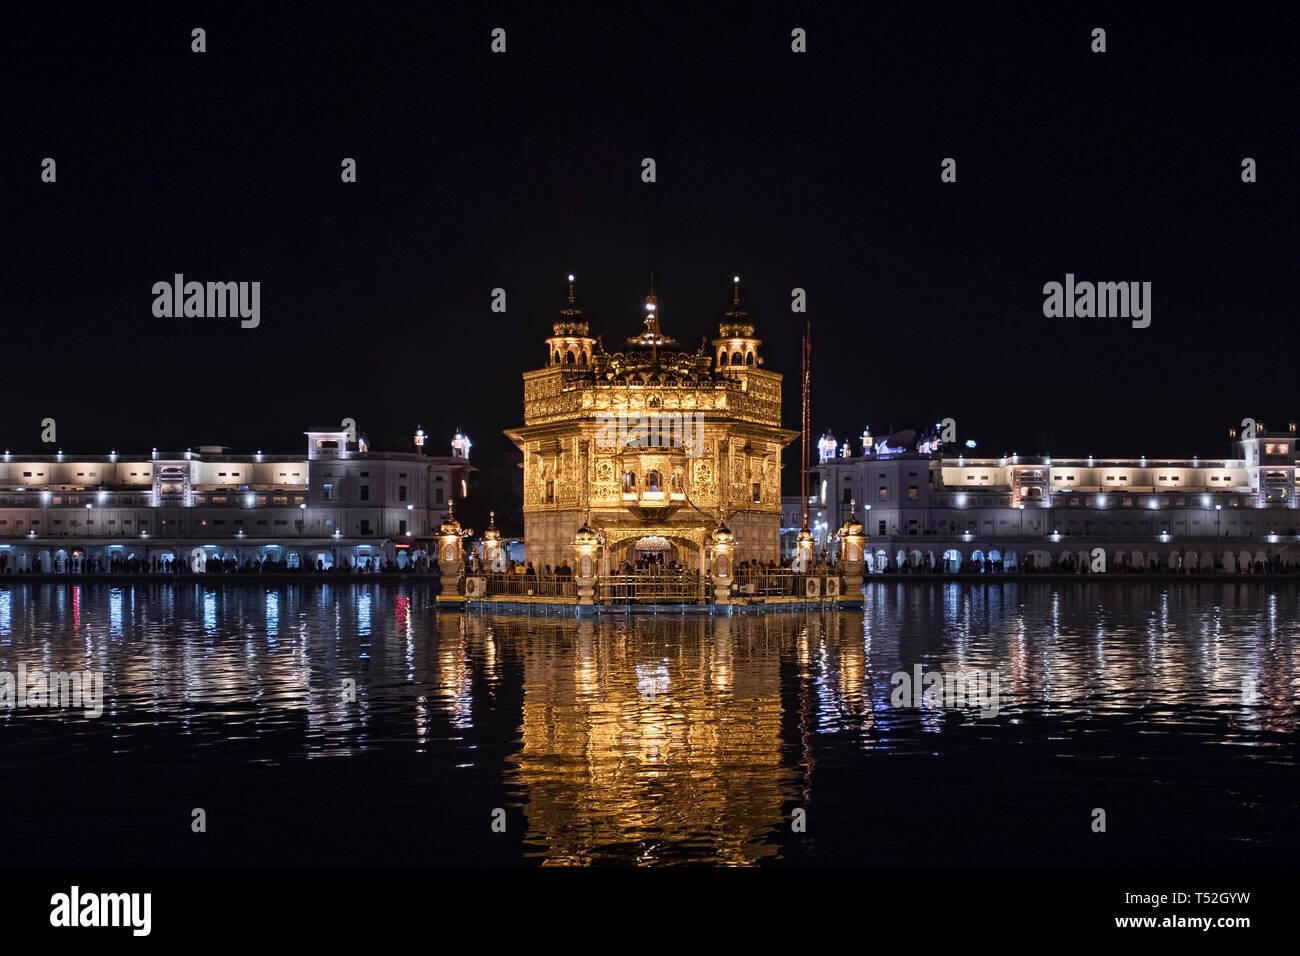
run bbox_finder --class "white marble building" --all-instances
[783,420,1300,572]
[0,427,472,573]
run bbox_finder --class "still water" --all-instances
[0,582,1295,866]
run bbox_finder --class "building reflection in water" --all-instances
[464,614,800,865]
[0,581,1295,862]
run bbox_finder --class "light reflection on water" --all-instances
[0,581,1295,865]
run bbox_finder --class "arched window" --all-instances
[731,351,742,365]
[553,349,561,364]
[565,349,576,364]
[746,351,754,365]
[718,350,726,366]
[645,470,662,492]
[578,350,587,365]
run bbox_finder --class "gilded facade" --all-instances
[505,279,798,570]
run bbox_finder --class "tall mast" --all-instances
[801,315,811,530]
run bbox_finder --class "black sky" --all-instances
[3,1,1295,482]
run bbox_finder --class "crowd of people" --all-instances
[0,554,434,576]
[883,554,1300,575]
[8,549,1296,579]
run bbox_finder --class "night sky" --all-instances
[3,2,1295,485]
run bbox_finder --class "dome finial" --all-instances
[552,274,588,337]
[718,274,754,339]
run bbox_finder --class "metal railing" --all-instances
[596,571,707,605]
[733,568,841,598]
[482,572,577,599]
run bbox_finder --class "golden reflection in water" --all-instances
[438,614,474,731]
[473,614,799,865]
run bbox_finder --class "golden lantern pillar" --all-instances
[437,502,469,598]
[482,510,502,572]
[794,526,815,573]
[574,521,599,606]
[837,498,866,596]
[709,519,735,605]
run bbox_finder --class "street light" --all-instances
[407,502,414,537]
[299,502,307,537]
[1216,503,1222,538]
[85,502,93,537]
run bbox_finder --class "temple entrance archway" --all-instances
[602,527,708,574]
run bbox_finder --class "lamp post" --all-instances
[299,502,306,537]
[1216,503,1222,538]
[838,498,865,595]
[710,518,735,605]
[437,501,470,597]
[482,511,501,572]
[85,502,93,537]
[574,520,599,606]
